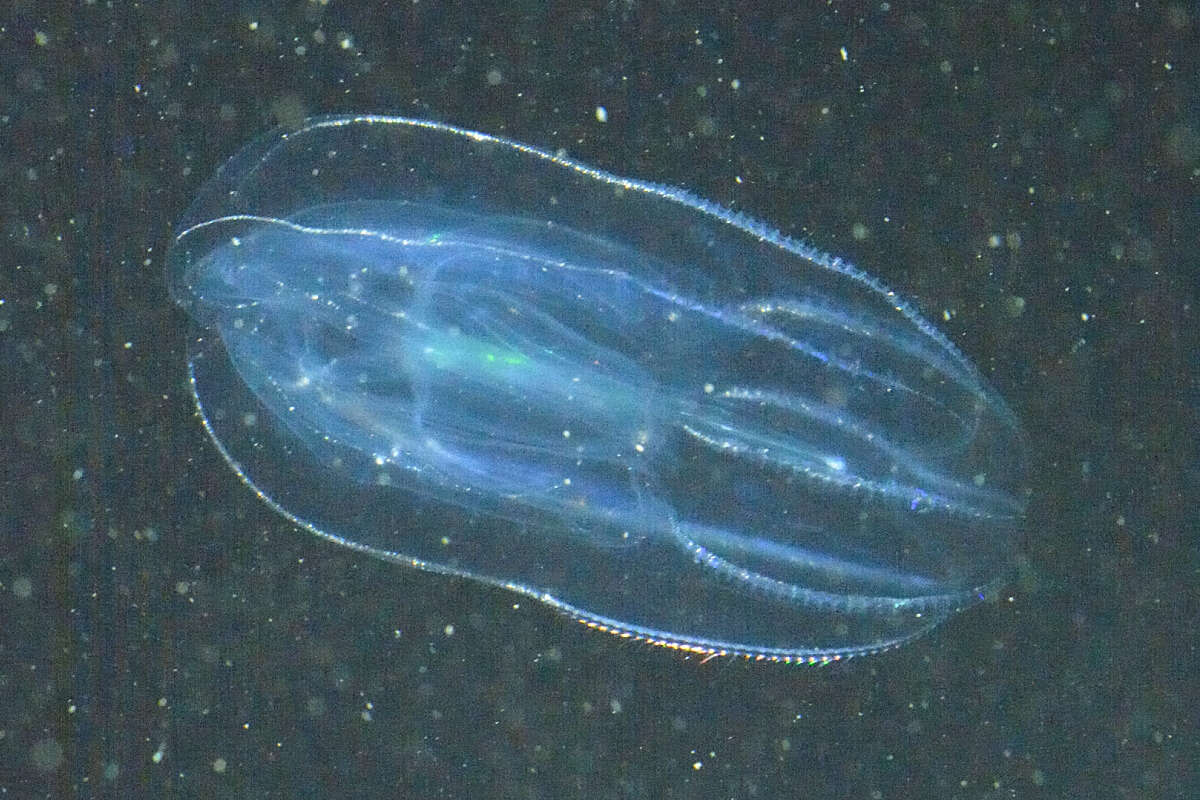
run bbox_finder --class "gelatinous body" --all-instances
[168,116,1027,662]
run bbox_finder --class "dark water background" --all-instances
[1,2,1195,797]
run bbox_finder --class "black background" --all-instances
[0,1,1195,798]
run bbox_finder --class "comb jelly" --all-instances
[167,115,1028,663]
